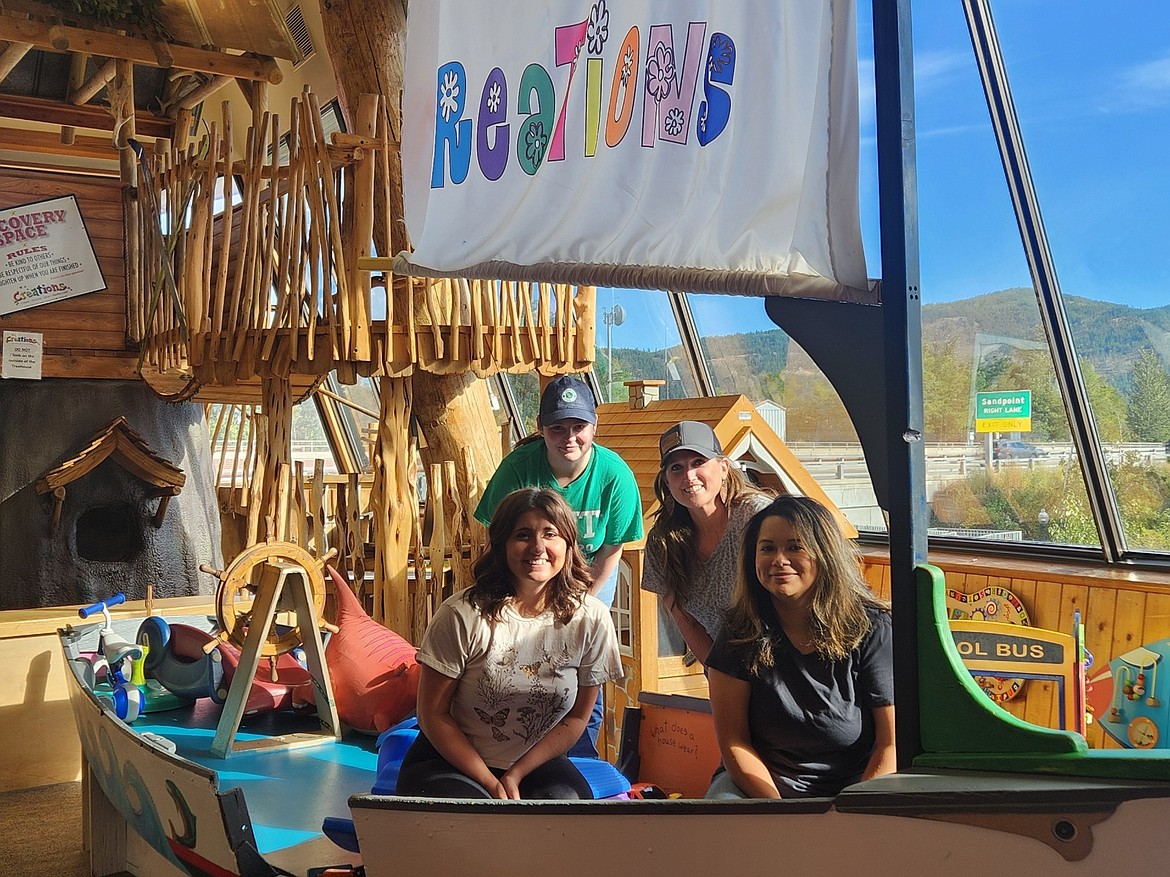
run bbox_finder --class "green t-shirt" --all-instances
[474,439,643,561]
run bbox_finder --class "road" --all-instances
[787,442,1167,484]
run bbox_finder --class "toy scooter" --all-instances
[78,593,146,721]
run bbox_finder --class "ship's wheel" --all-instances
[205,541,333,658]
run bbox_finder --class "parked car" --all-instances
[994,440,1047,460]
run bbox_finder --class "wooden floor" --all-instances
[0,781,92,876]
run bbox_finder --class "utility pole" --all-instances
[603,303,625,402]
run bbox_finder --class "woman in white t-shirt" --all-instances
[396,488,624,800]
[641,421,773,666]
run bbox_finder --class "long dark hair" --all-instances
[467,488,591,624]
[725,495,888,668]
[645,456,770,607]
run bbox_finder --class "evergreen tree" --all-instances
[1126,348,1170,442]
[759,371,785,405]
[923,336,972,442]
[780,369,855,442]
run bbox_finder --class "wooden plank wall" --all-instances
[860,551,1170,750]
[0,169,132,378]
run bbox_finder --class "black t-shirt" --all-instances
[707,607,894,798]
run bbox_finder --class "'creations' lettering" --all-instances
[431,12,737,188]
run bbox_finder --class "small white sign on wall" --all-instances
[2,330,43,379]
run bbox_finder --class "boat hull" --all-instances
[349,784,1170,877]
[60,624,367,876]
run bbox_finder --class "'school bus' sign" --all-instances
[975,390,1031,433]
[0,195,106,316]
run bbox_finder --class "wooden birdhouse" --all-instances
[34,415,185,536]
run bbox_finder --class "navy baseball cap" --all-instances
[659,421,722,464]
[538,375,597,426]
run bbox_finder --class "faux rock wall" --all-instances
[0,379,222,610]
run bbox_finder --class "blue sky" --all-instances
[609,2,1170,348]
[868,2,1170,309]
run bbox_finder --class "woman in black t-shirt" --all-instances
[706,496,895,799]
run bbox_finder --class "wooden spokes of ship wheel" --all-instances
[202,541,335,658]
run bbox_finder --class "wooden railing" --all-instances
[215,437,481,645]
[133,89,595,394]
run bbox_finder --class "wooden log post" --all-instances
[261,375,293,542]
[319,0,504,622]
[112,59,142,344]
[421,462,445,643]
[412,375,501,530]
[370,376,413,632]
[441,458,473,593]
[245,413,266,546]
[317,0,407,258]
[348,93,377,363]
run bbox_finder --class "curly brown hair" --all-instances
[467,488,591,624]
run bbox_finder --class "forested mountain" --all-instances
[924,288,1170,389]
[602,328,790,400]
[598,288,1170,442]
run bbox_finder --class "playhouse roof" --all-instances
[596,393,856,540]
[34,416,186,495]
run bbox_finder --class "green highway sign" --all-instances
[975,390,1032,433]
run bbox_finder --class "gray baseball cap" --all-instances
[659,421,722,464]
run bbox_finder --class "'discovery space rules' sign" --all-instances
[0,194,107,316]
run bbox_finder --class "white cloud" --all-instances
[1110,53,1170,111]
[858,58,876,132]
[914,49,969,91]
[856,50,977,142]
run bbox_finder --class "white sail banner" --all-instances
[398,0,872,301]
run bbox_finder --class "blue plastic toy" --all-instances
[78,594,145,721]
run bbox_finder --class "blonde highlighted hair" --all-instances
[724,495,888,669]
[645,456,770,608]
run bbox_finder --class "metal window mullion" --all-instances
[491,374,525,446]
[872,0,927,770]
[962,0,1126,560]
[668,291,715,397]
[315,373,366,474]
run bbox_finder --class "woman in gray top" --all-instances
[641,421,772,665]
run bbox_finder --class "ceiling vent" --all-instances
[285,5,316,68]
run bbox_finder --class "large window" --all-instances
[906,3,1170,556]
[688,292,881,532]
[985,5,1170,553]
[595,288,694,404]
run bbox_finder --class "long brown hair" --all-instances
[467,488,591,624]
[724,495,888,668]
[645,457,770,607]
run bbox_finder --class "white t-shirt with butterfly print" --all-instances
[417,590,625,770]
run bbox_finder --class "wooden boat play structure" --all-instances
[56,562,1170,875]
[4,1,1170,875]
